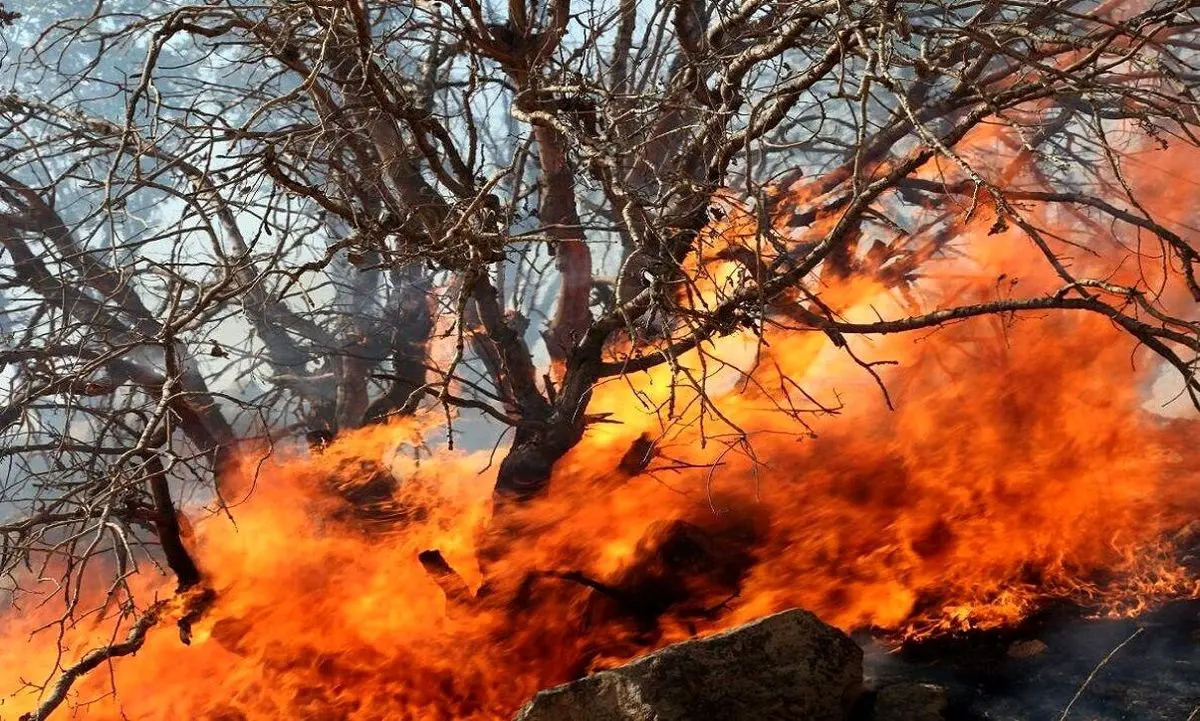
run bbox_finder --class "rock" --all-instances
[1006,639,1049,659]
[513,608,862,721]
[871,683,948,721]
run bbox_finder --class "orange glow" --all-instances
[2,141,1198,720]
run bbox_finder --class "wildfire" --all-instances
[2,141,1199,720]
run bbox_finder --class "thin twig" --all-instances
[1057,626,1144,721]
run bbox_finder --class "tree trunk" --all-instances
[494,418,584,502]
[142,452,202,592]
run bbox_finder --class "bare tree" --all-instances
[1,0,1199,715]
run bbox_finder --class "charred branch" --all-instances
[18,602,166,721]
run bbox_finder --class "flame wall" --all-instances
[2,143,1198,720]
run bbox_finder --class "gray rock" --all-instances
[513,608,863,721]
[872,683,948,721]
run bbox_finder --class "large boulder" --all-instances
[513,608,863,721]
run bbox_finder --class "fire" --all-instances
[2,142,1199,719]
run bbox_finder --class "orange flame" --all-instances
[2,141,1199,720]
